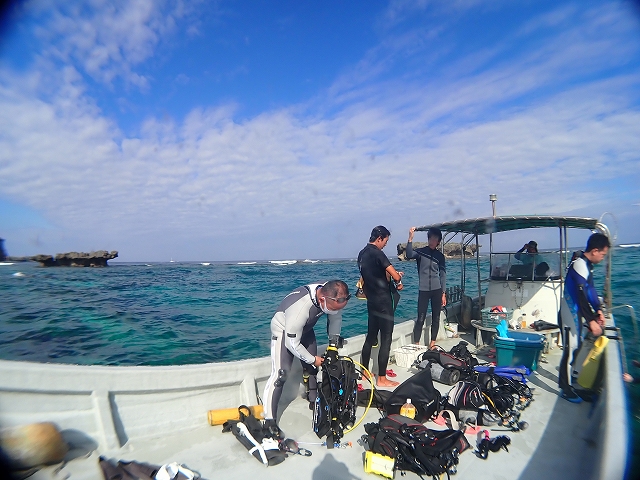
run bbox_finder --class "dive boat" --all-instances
[0,216,631,479]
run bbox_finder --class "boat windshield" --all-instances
[490,252,561,281]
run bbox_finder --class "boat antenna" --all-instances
[489,194,497,255]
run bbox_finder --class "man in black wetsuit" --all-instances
[406,226,446,349]
[358,226,404,388]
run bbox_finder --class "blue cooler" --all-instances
[495,331,545,371]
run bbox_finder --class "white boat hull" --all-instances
[0,314,629,479]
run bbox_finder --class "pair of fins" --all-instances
[99,457,198,480]
[99,457,159,480]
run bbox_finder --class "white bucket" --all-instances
[445,323,459,338]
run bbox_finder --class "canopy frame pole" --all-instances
[475,233,482,306]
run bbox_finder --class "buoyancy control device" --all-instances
[413,341,477,385]
[362,414,469,478]
[222,406,287,466]
[312,335,359,448]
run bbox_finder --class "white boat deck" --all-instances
[21,325,624,480]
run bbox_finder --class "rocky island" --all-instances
[31,251,118,267]
[396,242,478,260]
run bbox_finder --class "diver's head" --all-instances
[318,280,350,314]
[427,227,442,248]
[369,225,390,249]
[585,233,610,264]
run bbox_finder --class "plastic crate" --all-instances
[392,345,428,368]
[495,331,545,371]
[481,307,513,327]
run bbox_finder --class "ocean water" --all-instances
[1,248,639,470]
[0,256,492,366]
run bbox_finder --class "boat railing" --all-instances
[608,304,638,344]
[445,285,463,304]
[589,321,630,479]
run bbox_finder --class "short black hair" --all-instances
[321,280,349,298]
[585,233,610,252]
[528,241,537,248]
[369,225,391,242]
[427,227,442,242]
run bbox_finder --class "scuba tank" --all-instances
[428,362,461,385]
[312,335,358,448]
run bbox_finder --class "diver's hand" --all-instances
[589,320,603,337]
[408,227,416,242]
[313,356,324,367]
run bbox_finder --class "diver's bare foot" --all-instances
[429,341,437,350]
[377,376,399,388]
[361,370,374,383]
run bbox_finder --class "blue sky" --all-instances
[1,0,639,262]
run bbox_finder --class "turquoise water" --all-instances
[1,249,639,471]
[0,257,492,365]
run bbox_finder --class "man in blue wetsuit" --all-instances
[358,226,404,388]
[559,232,610,402]
[263,280,350,437]
[406,226,446,350]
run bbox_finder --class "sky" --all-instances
[0,0,639,262]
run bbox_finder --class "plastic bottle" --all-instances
[400,398,417,419]
[520,313,527,329]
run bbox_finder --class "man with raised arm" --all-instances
[406,226,447,350]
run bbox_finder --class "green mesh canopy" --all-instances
[415,216,598,235]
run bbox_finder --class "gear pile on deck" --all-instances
[216,340,536,476]
[360,341,535,479]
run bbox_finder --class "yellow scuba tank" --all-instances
[576,335,609,389]
[207,405,264,426]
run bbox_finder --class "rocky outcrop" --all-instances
[396,242,478,260]
[31,251,118,267]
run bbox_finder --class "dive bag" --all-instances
[385,368,441,422]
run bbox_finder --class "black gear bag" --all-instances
[385,367,441,422]
[362,414,469,478]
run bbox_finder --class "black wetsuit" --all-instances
[357,243,397,377]
[406,242,446,344]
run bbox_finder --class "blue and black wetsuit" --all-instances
[405,242,446,344]
[564,253,601,340]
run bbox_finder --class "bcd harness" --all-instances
[312,336,360,448]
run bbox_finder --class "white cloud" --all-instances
[1,0,639,259]
[32,0,185,88]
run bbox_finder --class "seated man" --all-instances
[515,241,538,265]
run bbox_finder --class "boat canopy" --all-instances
[415,215,599,235]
